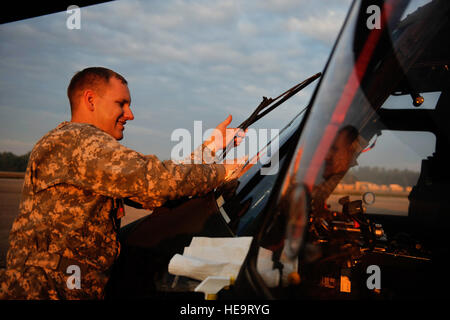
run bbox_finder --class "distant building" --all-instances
[389,184,404,192]
[355,181,380,191]
[336,182,412,194]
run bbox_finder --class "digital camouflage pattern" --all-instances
[0,121,225,299]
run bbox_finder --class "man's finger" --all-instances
[218,114,232,129]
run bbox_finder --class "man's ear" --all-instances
[83,90,95,112]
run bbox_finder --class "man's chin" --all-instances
[113,130,124,141]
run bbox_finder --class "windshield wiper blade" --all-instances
[238,72,321,130]
[217,72,321,162]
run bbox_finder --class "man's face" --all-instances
[94,77,133,140]
[323,132,353,179]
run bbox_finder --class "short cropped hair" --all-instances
[67,67,127,110]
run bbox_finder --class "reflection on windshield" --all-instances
[311,125,365,214]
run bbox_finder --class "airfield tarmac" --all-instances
[1,177,408,267]
[0,177,151,267]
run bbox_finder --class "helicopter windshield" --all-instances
[254,0,450,293]
[283,0,448,218]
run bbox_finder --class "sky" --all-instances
[0,0,353,160]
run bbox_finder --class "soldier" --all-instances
[0,67,244,299]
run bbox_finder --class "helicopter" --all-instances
[2,0,449,301]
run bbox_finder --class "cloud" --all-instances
[243,84,268,97]
[284,9,347,45]
[237,20,259,36]
[190,42,243,64]
[256,0,304,13]
[176,0,238,25]
[0,0,352,158]
[256,0,350,14]
[96,0,238,31]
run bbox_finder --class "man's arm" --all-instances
[71,126,226,210]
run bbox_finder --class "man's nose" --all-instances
[124,106,134,120]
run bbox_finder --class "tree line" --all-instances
[343,166,420,187]
[0,152,422,188]
[0,151,31,172]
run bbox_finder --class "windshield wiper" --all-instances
[217,72,321,161]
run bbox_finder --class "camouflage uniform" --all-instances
[0,121,225,299]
